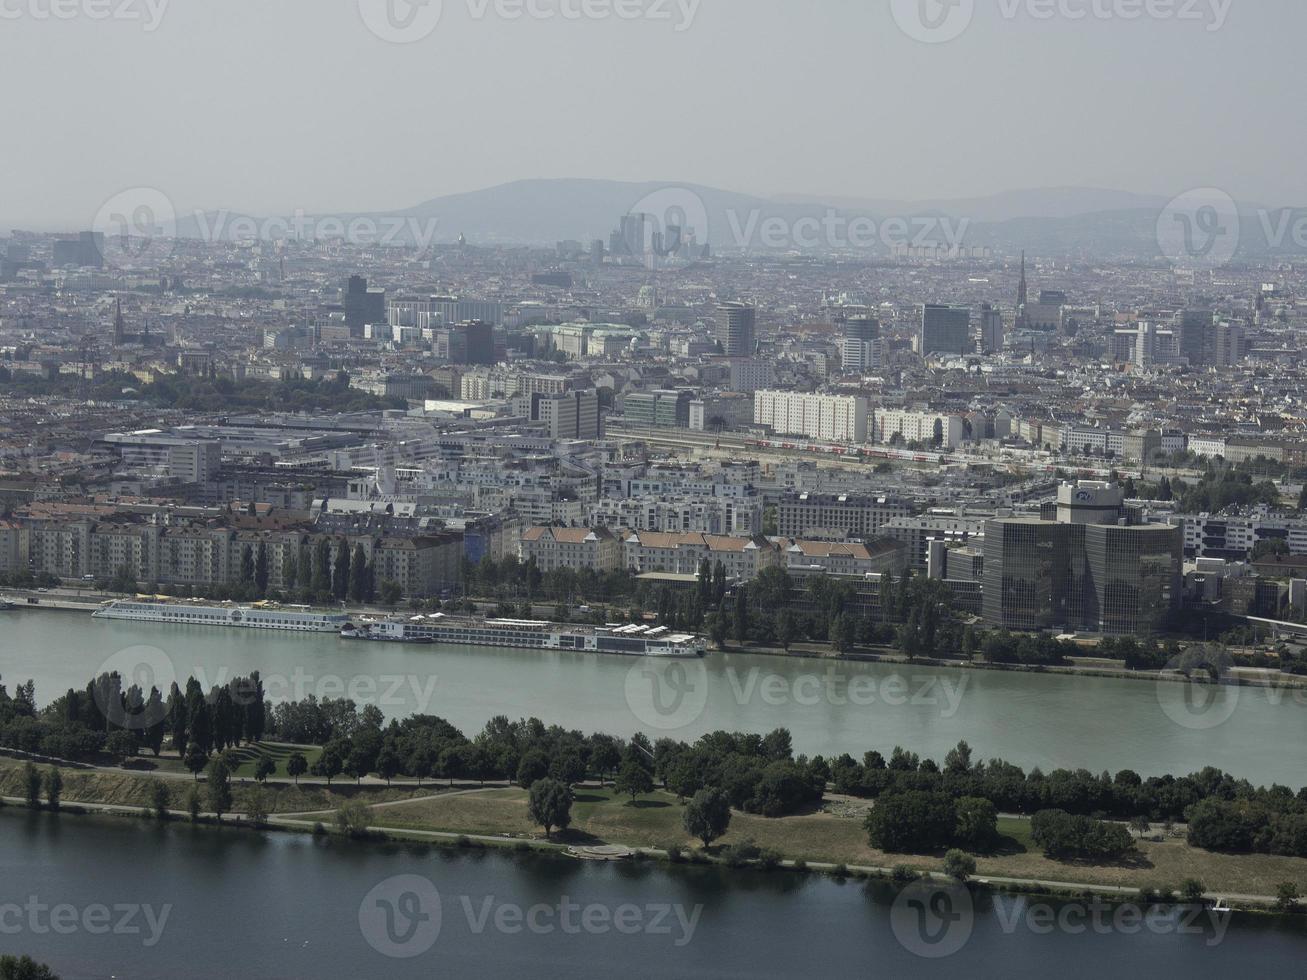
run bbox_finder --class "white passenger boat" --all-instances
[92,597,351,633]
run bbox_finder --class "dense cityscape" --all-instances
[4,3,1307,979]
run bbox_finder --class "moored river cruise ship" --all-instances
[343,615,707,658]
[92,597,351,633]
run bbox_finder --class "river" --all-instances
[4,609,1306,786]
[2,810,1306,979]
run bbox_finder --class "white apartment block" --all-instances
[622,531,781,582]
[754,390,869,444]
[519,527,620,573]
[872,409,966,449]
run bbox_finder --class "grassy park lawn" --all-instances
[368,787,1307,896]
[0,750,425,815]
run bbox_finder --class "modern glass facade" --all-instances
[983,518,1181,636]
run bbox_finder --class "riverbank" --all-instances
[715,639,1307,690]
[4,755,1303,913]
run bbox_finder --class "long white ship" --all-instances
[342,615,706,658]
[92,597,351,633]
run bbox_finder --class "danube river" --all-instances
[3,810,1306,979]
[4,610,1307,786]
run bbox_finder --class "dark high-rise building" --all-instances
[1178,309,1214,366]
[435,320,495,366]
[983,482,1181,636]
[979,304,1004,353]
[344,275,385,336]
[717,302,757,357]
[52,231,104,269]
[919,304,971,355]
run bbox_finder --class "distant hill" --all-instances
[171,178,1303,260]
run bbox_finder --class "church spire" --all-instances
[113,296,125,345]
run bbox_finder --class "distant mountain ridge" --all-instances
[170,178,1303,259]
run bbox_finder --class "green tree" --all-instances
[1276,882,1301,912]
[184,742,208,780]
[0,956,60,979]
[286,752,308,785]
[336,799,374,838]
[776,609,799,651]
[23,762,41,808]
[333,538,351,600]
[245,786,271,826]
[151,781,171,820]
[954,796,998,851]
[44,768,62,811]
[206,758,233,819]
[527,778,574,838]
[185,785,202,822]
[239,544,256,591]
[254,755,276,783]
[943,849,976,881]
[1180,878,1206,904]
[614,759,655,803]
[379,579,404,607]
[349,544,371,603]
[254,541,269,597]
[733,587,749,644]
[683,787,732,848]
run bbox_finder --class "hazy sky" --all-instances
[1,0,1301,229]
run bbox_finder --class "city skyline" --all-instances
[2,1,1303,228]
